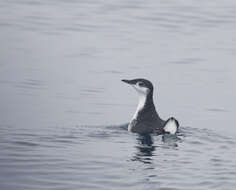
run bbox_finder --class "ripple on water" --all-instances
[1,124,236,189]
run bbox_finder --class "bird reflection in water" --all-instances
[162,134,181,147]
[131,133,181,164]
[132,133,155,164]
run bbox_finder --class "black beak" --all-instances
[121,79,135,85]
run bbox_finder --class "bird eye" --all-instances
[138,82,145,87]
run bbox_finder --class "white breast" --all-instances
[132,94,146,120]
[128,84,149,132]
[128,94,146,132]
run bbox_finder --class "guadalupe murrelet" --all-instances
[122,78,179,134]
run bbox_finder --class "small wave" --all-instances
[11,141,39,147]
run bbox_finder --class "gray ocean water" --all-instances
[1,0,236,189]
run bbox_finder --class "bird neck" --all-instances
[132,91,157,120]
[141,92,156,113]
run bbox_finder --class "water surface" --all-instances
[1,0,236,189]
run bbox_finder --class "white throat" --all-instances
[128,94,147,131]
[132,93,147,120]
[128,84,149,131]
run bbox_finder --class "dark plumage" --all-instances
[122,78,179,134]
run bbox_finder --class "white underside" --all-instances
[128,123,132,132]
[163,119,178,134]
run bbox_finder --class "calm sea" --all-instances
[1,0,236,189]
